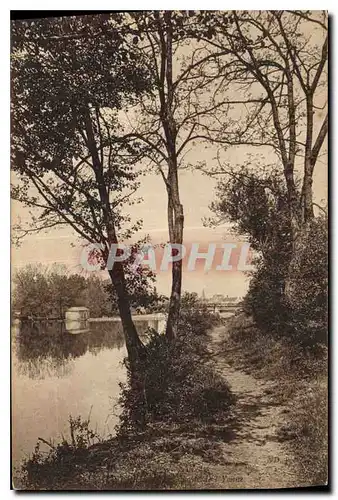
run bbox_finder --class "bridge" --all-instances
[206,302,241,309]
[204,301,242,314]
[13,302,240,336]
[89,313,167,333]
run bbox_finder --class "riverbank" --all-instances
[17,307,235,490]
[16,313,327,490]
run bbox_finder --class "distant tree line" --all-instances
[12,264,166,319]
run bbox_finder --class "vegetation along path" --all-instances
[206,322,299,489]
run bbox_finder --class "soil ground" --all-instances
[203,323,300,489]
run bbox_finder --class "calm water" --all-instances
[12,320,151,468]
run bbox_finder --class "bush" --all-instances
[244,216,328,349]
[285,216,328,347]
[178,292,220,337]
[278,378,328,486]
[243,260,289,336]
[227,313,327,384]
[117,297,234,435]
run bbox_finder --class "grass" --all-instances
[17,414,238,490]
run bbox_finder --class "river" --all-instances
[12,320,151,470]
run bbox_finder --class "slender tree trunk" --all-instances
[165,156,184,340]
[108,265,147,430]
[283,162,300,243]
[83,107,144,367]
[166,178,184,340]
[285,92,315,301]
[108,266,145,368]
[85,106,147,428]
[166,193,184,340]
[303,94,315,223]
[303,158,314,222]
[161,12,185,340]
[167,196,174,242]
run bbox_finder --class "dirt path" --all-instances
[206,324,299,489]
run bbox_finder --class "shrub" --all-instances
[178,292,220,337]
[117,297,234,435]
[279,378,328,485]
[244,216,328,349]
[285,216,328,347]
[243,259,289,336]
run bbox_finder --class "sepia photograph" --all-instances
[10,9,328,490]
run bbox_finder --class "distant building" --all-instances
[209,294,240,305]
[211,294,226,303]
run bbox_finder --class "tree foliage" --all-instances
[12,262,165,318]
[11,14,156,364]
[285,215,328,346]
[12,264,87,317]
[11,14,151,245]
[211,166,292,260]
[211,164,327,347]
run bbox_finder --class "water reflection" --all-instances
[12,319,151,467]
[14,320,127,379]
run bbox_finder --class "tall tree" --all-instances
[11,14,153,367]
[197,10,328,241]
[120,11,231,338]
